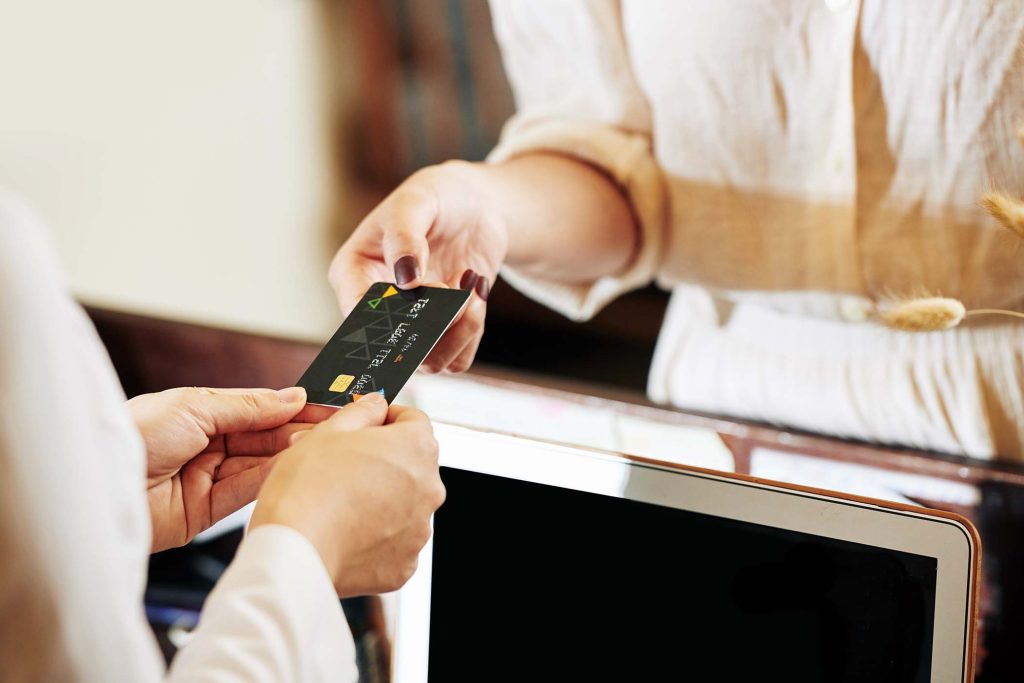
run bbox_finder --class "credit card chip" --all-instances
[329,374,355,392]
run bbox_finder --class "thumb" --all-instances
[379,191,435,289]
[182,387,307,437]
[321,393,389,432]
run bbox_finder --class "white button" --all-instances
[839,296,872,322]
[825,0,851,11]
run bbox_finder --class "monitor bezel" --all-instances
[393,423,979,682]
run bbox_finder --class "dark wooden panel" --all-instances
[88,307,320,398]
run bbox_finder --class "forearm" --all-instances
[475,153,639,282]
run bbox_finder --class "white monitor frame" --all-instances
[393,423,979,682]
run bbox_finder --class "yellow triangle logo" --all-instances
[382,285,399,298]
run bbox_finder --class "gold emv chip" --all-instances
[329,374,355,392]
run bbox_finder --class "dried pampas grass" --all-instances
[863,129,1024,333]
[981,190,1024,239]
[874,298,1024,332]
[875,128,1024,332]
[876,297,966,332]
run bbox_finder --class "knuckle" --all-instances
[447,357,471,374]
[396,176,435,203]
[433,482,447,508]
[402,558,420,584]
[167,386,196,400]
[406,423,437,455]
[382,565,407,593]
[381,228,414,253]
[240,391,265,413]
[415,523,433,548]
[436,158,474,176]
[167,386,200,410]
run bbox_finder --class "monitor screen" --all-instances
[427,467,938,682]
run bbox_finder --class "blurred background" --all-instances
[1,0,337,339]
[5,3,1024,680]
[0,0,667,390]
[0,6,667,677]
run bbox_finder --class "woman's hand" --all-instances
[129,386,315,552]
[328,154,639,374]
[329,160,508,373]
[251,394,445,597]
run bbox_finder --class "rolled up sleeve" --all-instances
[488,0,666,320]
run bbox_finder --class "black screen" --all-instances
[427,467,938,682]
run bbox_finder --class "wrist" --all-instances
[474,153,583,272]
[482,152,638,280]
[250,501,344,586]
[430,159,512,268]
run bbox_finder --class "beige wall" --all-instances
[0,0,344,340]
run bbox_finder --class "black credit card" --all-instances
[297,282,471,407]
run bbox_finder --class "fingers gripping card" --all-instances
[297,283,471,407]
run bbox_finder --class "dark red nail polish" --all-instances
[459,269,479,290]
[394,255,419,287]
[474,276,490,301]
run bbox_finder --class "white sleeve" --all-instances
[0,192,166,683]
[0,191,357,683]
[168,525,358,683]
[488,0,667,321]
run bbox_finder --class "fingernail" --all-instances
[459,269,479,290]
[474,276,490,302]
[394,255,419,287]
[277,386,306,403]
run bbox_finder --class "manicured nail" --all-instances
[474,276,490,301]
[394,255,419,287]
[277,386,306,403]
[459,269,479,290]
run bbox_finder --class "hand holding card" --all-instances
[297,283,471,407]
[327,161,506,374]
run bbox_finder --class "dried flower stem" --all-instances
[965,308,1024,321]
[874,298,1024,332]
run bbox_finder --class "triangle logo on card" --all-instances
[367,285,399,310]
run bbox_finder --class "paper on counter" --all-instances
[405,374,733,471]
[613,414,734,472]
[404,374,619,451]
[751,448,979,507]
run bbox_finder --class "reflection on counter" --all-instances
[403,373,735,472]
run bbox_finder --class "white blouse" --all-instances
[0,192,357,682]
[489,0,1024,459]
